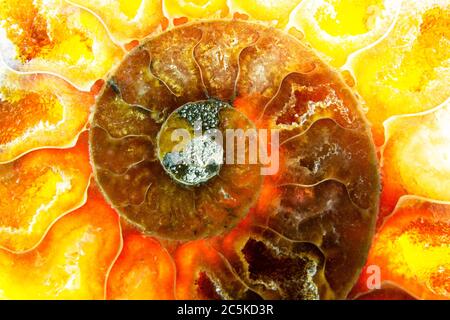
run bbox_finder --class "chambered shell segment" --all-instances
[90,20,379,299]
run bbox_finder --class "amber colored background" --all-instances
[0,0,448,299]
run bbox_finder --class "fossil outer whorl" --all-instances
[90,20,379,300]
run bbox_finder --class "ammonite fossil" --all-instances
[90,20,379,300]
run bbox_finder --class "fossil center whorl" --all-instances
[157,100,229,187]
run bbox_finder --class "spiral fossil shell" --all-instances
[90,20,380,299]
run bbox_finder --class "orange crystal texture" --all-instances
[0,0,448,300]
